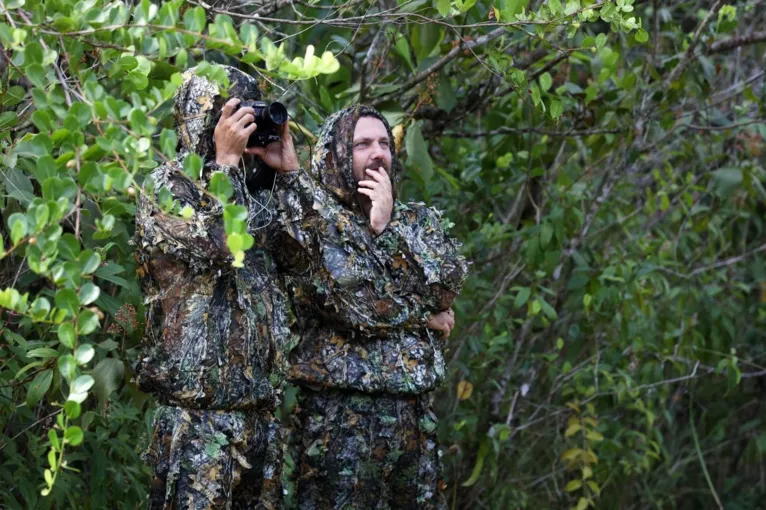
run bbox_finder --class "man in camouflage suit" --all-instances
[258,105,468,509]
[134,65,297,509]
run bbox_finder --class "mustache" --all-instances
[365,160,389,171]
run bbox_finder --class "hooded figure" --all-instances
[134,65,292,510]
[271,105,468,509]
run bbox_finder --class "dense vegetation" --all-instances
[0,0,764,508]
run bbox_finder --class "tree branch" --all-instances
[665,0,724,85]
[707,30,766,54]
[371,27,506,106]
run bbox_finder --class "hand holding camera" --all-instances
[214,97,298,173]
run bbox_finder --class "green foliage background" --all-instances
[1,0,764,508]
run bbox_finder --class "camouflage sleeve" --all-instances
[272,171,430,334]
[374,203,469,311]
[135,161,250,268]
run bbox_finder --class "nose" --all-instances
[370,141,387,160]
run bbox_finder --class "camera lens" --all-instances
[267,102,288,126]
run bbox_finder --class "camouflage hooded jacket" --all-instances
[272,106,468,395]
[133,66,292,410]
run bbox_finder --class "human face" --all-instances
[352,116,392,183]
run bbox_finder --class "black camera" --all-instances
[233,100,288,147]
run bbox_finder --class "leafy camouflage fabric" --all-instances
[292,389,446,510]
[272,105,466,509]
[134,65,292,509]
[273,105,468,394]
[145,406,282,510]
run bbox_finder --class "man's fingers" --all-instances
[230,106,255,123]
[244,146,265,156]
[357,188,375,198]
[365,168,384,182]
[357,180,379,189]
[235,114,255,130]
[281,120,291,140]
[220,98,240,120]
[244,122,259,135]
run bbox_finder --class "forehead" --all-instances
[353,116,388,140]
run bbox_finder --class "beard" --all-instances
[366,159,389,172]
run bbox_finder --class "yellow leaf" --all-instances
[392,124,405,152]
[566,401,581,413]
[457,380,474,400]
[586,481,600,495]
[561,448,583,462]
[564,480,583,492]
[582,466,593,479]
[586,430,604,442]
[565,423,582,438]
[576,497,590,510]
[582,417,599,428]
[585,448,598,464]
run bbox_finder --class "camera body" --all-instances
[233,100,288,147]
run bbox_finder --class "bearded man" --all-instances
[251,105,468,509]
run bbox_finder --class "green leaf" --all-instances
[79,250,102,274]
[565,479,583,492]
[26,370,53,406]
[71,374,95,394]
[94,263,129,288]
[58,354,77,382]
[24,41,43,65]
[531,85,541,106]
[540,223,554,248]
[436,0,451,17]
[711,167,742,198]
[75,344,95,365]
[49,429,60,451]
[77,309,100,336]
[64,426,84,446]
[635,29,649,43]
[514,287,531,309]
[58,234,81,260]
[183,153,203,181]
[129,108,154,136]
[58,323,76,349]
[78,283,100,306]
[2,170,34,205]
[25,64,47,88]
[404,121,434,181]
[0,111,19,130]
[1,85,25,106]
[27,347,59,359]
[208,172,233,201]
[64,400,81,419]
[550,100,564,119]
[92,358,125,406]
[161,128,178,158]
[538,297,558,320]
[462,438,488,486]
[55,288,79,316]
[539,72,553,92]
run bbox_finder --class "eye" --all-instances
[355,142,368,149]
[380,141,389,148]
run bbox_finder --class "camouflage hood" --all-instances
[310,105,397,212]
[172,64,262,164]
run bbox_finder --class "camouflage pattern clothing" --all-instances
[292,389,444,510]
[134,65,292,509]
[271,106,468,508]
